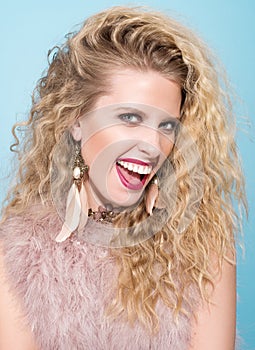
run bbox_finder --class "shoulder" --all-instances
[188,258,236,349]
[0,206,62,350]
[0,205,61,244]
[0,206,62,302]
[0,242,38,349]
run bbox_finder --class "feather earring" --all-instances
[55,145,89,243]
[145,176,160,216]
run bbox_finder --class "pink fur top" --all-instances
[0,208,197,349]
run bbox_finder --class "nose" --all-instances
[137,127,163,159]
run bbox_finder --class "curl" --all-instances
[1,6,247,332]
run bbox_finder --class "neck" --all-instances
[84,180,125,213]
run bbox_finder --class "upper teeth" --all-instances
[117,161,152,175]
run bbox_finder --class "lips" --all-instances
[116,158,152,190]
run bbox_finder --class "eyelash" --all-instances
[159,120,178,134]
[118,113,178,134]
[118,113,142,124]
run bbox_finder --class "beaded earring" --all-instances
[55,144,89,242]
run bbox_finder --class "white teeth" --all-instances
[137,166,144,174]
[133,164,138,172]
[117,161,152,175]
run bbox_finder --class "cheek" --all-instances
[81,130,114,164]
[159,135,175,158]
[80,127,135,167]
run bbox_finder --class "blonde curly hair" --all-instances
[2,7,246,332]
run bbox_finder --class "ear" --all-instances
[71,119,82,141]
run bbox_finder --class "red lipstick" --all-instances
[117,158,152,166]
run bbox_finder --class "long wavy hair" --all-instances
[2,7,246,332]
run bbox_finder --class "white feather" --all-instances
[55,183,81,242]
[145,183,159,216]
[77,182,88,233]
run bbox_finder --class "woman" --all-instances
[0,6,245,349]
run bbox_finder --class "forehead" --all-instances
[94,68,182,118]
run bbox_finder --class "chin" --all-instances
[106,191,144,209]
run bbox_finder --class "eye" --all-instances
[118,113,142,125]
[159,119,178,134]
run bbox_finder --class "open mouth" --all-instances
[116,159,152,190]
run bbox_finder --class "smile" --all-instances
[116,159,152,190]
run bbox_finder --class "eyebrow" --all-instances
[113,106,147,118]
[113,106,179,120]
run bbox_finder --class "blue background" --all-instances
[0,1,254,348]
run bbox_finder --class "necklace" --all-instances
[88,205,119,223]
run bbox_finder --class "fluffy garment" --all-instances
[0,208,194,350]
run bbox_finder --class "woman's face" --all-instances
[72,69,182,210]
